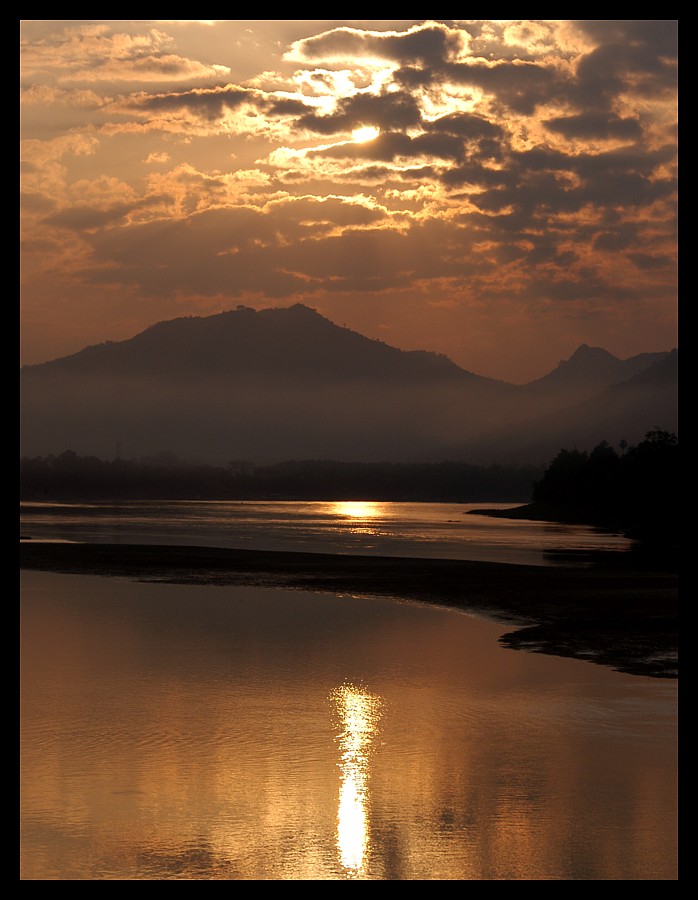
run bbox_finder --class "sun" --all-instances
[351,125,380,143]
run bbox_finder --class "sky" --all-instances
[20,20,678,383]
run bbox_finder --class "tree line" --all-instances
[19,450,543,503]
[529,429,678,541]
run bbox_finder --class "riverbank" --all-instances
[20,541,677,679]
[471,502,678,571]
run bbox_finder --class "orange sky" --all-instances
[20,20,678,382]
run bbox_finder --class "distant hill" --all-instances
[24,303,491,386]
[20,305,677,465]
[524,343,671,403]
[450,349,678,464]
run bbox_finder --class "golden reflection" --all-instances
[331,684,383,878]
[332,501,381,519]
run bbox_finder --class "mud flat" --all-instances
[20,541,677,678]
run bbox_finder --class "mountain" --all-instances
[524,343,671,403]
[20,305,676,465]
[24,303,489,386]
[449,349,679,464]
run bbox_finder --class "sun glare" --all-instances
[351,125,380,143]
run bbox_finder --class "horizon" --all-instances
[20,20,678,383]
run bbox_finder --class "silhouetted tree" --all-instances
[532,448,589,506]
[531,430,677,541]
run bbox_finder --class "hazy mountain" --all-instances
[450,349,679,464]
[523,343,671,403]
[20,305,676,465]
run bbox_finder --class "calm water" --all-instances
[21,570,678,880]
[19,500,632,566]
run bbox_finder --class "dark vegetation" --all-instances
[20,431,678,535]
[491,429,679,547]
[19,451,542,503]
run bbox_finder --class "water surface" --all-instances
[20,500,632,566]
[20,571,677,880]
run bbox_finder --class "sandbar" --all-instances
[20,541,677,679]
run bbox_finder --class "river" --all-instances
[20,501,676,879]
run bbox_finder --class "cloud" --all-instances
[574,19,678,59]
[592,226,640,252]
[20,23,230,84]
[125,84,252,119]
[295,89,423,135]
[543,111,642,141]
[569,21,677,114]
[442,59,564,115]
[144,151,171,164]
[19,20,679,378]
[423,112,505,140]
[627,252,673,271]
[79,200,486,300]
[20,84,105,108]
[45,197,165,230]
[308,131,467,164]
[287,22,466,66]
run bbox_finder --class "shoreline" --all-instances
[20,540,677,679]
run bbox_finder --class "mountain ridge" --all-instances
[445,349,679,465]
[22,303,499,387]
[22,303,673,390]
[20,304,677,465]
[523,342,671,396]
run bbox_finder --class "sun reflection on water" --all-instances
[331,684,383,878]
[332,501,381,519]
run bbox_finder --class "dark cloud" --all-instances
[592,226,640,252]
[392,59,562,115]
[570,22,677,111]
[575,20,678,59]
[392,22,677,121]
[310,130,466,163]
[468,166,673,224]
[627,252,674,270]
[127,85,252,120]
[424,112,505,141]
[533,143,675,178]
[444,60,563,114]
[296,90,423,135]
[263,96,310,116]
[440,163,507,190]
[544,112,642,141]
[130,57,202,76]
[392,65,435,89]
[458,142,678,221]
